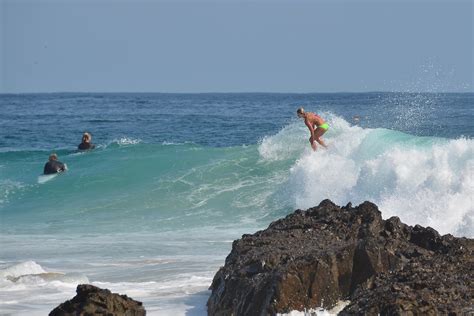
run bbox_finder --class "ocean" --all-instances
[0,92,473,315]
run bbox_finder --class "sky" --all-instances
[0,0,472,93]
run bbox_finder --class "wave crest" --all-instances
[0,261,89,287]
[260,115,474,237]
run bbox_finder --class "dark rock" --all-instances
[49,284,146,316]
[207,200,474,316]
[341,237,474,315]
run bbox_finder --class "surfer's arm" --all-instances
[305,120,315,141]
[304,120,316,151]
[305,120,317,151]
[57,162,67,172]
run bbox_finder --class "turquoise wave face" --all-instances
[0,142,293,235]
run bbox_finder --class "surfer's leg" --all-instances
[314,128,328,148]
[309,137,317,151]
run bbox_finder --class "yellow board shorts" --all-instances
[318,123,329,131]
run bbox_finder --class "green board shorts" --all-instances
[318,123,329,131]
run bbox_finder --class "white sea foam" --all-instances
[278,300,350,316]
[259,120,308,161]
[161,141,195,146]
[260,116,474,237]
[259,114,362,161]
[0,180,25,205]
[0,261,46,281]
[0,267,211,316]
[110,137,142,146]
[0,261,89,286]
[0,261,90,315]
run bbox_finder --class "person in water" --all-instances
[44,153,67,175]
[78,132,95,150]
[297,107,328,151]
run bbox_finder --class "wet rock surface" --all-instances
[207,200,474,316]
[49,284,146,316]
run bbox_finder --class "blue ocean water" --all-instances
[0,93,473,315]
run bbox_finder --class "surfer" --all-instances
[78,132,95,150]
[43,153,67,175]
[297,107,328,151]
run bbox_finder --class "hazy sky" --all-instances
[1,0,472,93]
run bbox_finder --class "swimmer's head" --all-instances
[82,132,91,142]
[297,107,305,118]
[49,153,58,161]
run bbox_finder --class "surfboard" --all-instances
[37,173,59,184]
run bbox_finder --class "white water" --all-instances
[261,116,474,237]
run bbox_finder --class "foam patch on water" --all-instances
[0,261,89,286]
[0,261,46,280]
[161,141,196,146]
[110,137,142,146]
[278,300,350,316]
[0,180,25,205]
[86,273,212,315]
[0,260,213,315]
[0,261,90,315]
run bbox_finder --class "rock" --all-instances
[207,200,474,316]
[341,237,474,315]
[49,284,146,316]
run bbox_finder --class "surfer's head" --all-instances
[297,107,305,118]
[49,153,58,161]
[82,132,91,143]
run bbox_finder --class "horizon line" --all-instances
[1,90,473,95]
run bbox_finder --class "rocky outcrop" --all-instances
[341,235,474,315]
[49,284,146,316]
[207,200,474,315]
